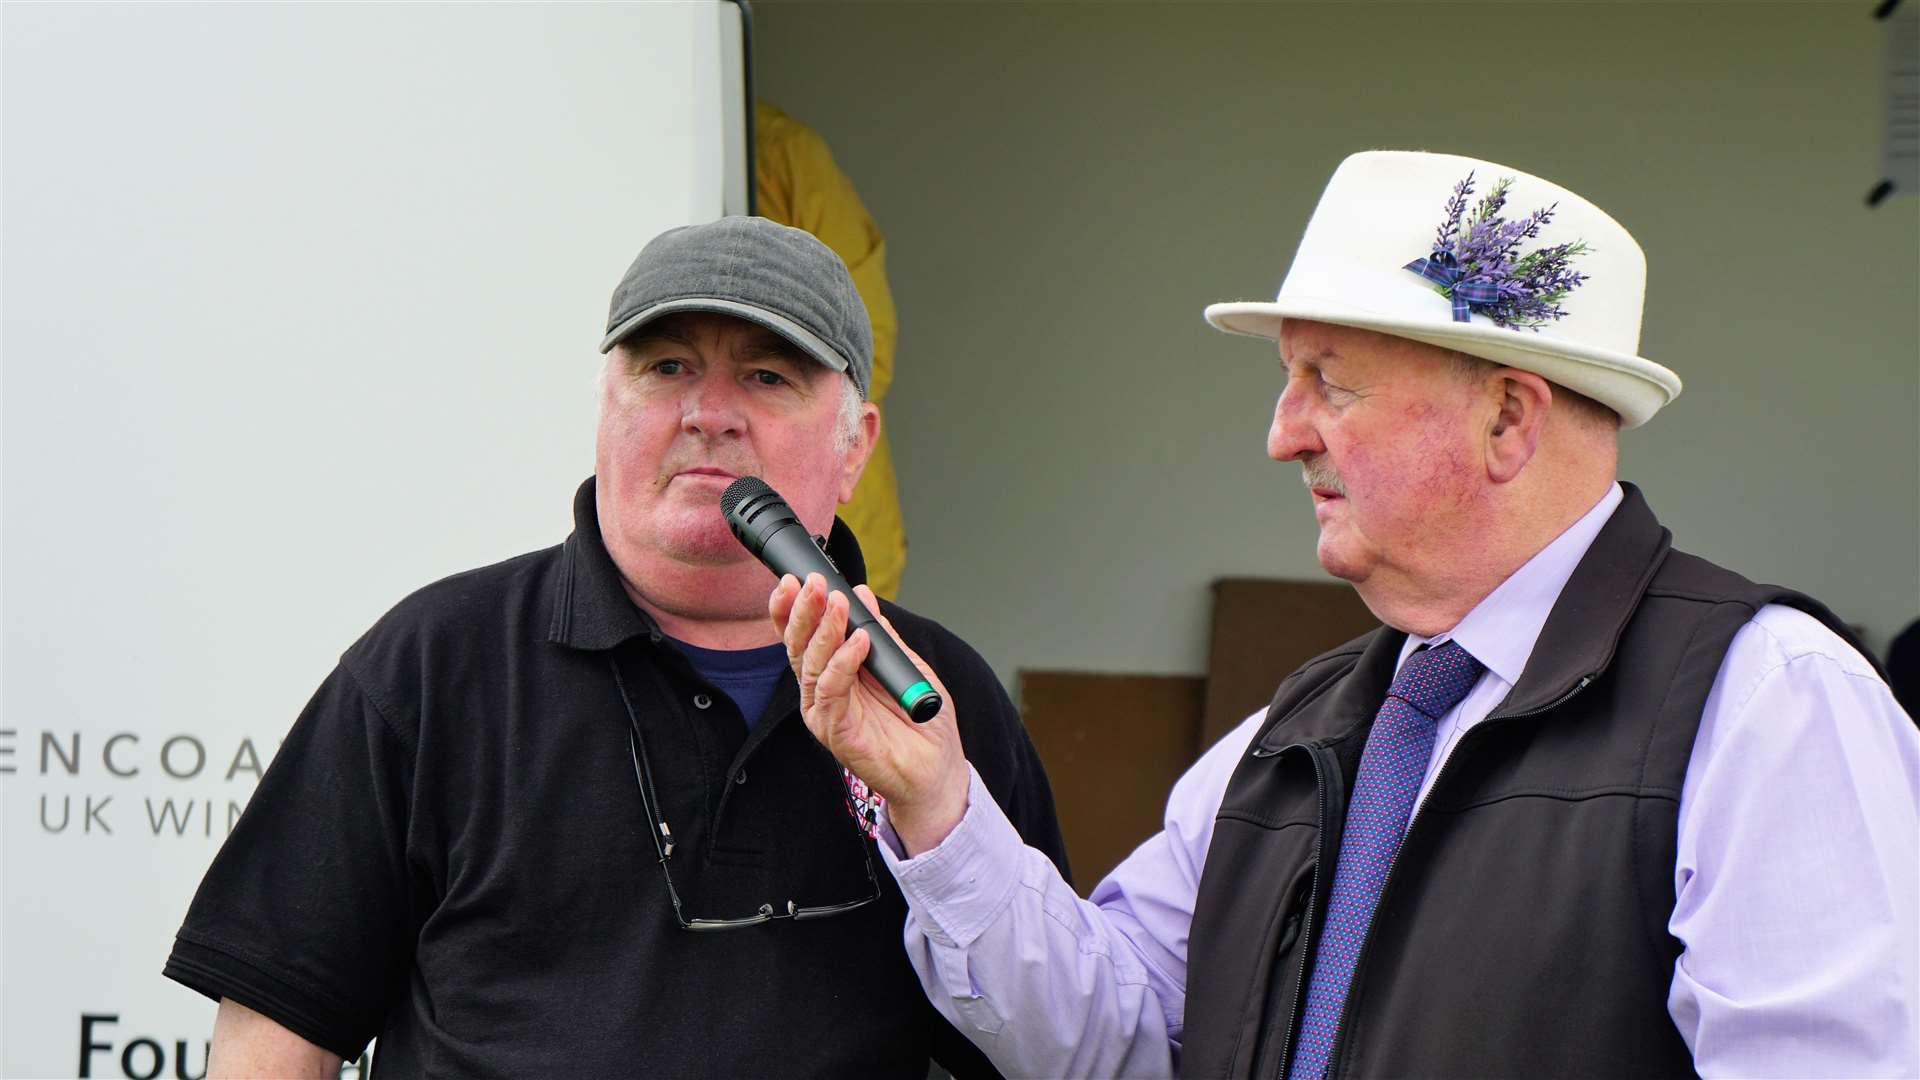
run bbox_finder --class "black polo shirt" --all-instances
[164,478,1070,1078]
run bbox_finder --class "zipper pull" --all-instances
[659,821,675,859]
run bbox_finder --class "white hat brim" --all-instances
[1204,296,1681,429]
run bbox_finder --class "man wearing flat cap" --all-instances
[776,151,1919,1077]
[163,216,1069,1078]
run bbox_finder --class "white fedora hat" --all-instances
[1205,150,1681,427]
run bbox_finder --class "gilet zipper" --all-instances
[1257,742,1333,1079]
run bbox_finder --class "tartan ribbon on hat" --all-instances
[1402,250,1506,323]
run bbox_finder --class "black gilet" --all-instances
[1182,484,1878,1079]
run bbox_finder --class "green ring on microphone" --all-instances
[899,680,934,710]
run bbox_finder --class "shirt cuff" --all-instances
[877,765,1027,949]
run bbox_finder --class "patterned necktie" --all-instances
[1286,640,1486,1079]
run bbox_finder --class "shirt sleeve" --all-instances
[1669,605,1920,1078]
[879,710,1266,1079]
[162,660,417,1061]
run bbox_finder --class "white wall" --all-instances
[2,4,736,1075]
[756,1,1919,686]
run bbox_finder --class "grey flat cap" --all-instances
[600,216,873,398]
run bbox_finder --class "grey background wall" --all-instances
[755,1,1919,688]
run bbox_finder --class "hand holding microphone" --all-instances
[721,477,943,723]
[727,476,973,853]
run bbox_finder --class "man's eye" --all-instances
[652,359,686,375]
[750,369,790,387]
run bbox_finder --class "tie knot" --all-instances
[1386,640,1485,720]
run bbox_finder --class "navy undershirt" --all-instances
[665,636,790,730]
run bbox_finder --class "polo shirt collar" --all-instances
[547,476,870,652]
[548,477,658,651]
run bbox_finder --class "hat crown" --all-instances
[1284,151,1644,356]
[602,216,873,397]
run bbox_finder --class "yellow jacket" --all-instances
[755,101,905,599]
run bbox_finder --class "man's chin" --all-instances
[1315,538,1370,584]
[640,516,757,566]
[668,535,759,566]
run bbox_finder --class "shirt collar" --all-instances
[547,476,871,652]
[548,477,658,651]
[1400,483,1624,685]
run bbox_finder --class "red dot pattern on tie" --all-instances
[1286,640,1485,1080]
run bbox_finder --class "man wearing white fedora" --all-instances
[772,151,1919,1077]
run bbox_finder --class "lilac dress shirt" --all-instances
[883,485,1920,1078]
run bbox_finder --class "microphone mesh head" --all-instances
[719,475,772,519]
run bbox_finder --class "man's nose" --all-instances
[681,378,746,437]
[1266,382,1324,462]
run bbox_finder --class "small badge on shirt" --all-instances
[842,768,884,839]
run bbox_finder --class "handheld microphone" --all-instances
[721,476,944,724]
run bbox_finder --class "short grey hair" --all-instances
[833,376,865,454]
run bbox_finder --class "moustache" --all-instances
[1301,456,1346,496]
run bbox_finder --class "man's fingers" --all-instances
[801,587,851,687]
[808,628,873,747]
[814,627,871,704]
[768,573,801,633]
[782,573,828,665]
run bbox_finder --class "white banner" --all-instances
[1,4,738,1076]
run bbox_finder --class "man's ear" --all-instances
[838,401,881,504]
[1485,368,1553,484]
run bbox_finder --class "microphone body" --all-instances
[722,477,943,723]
